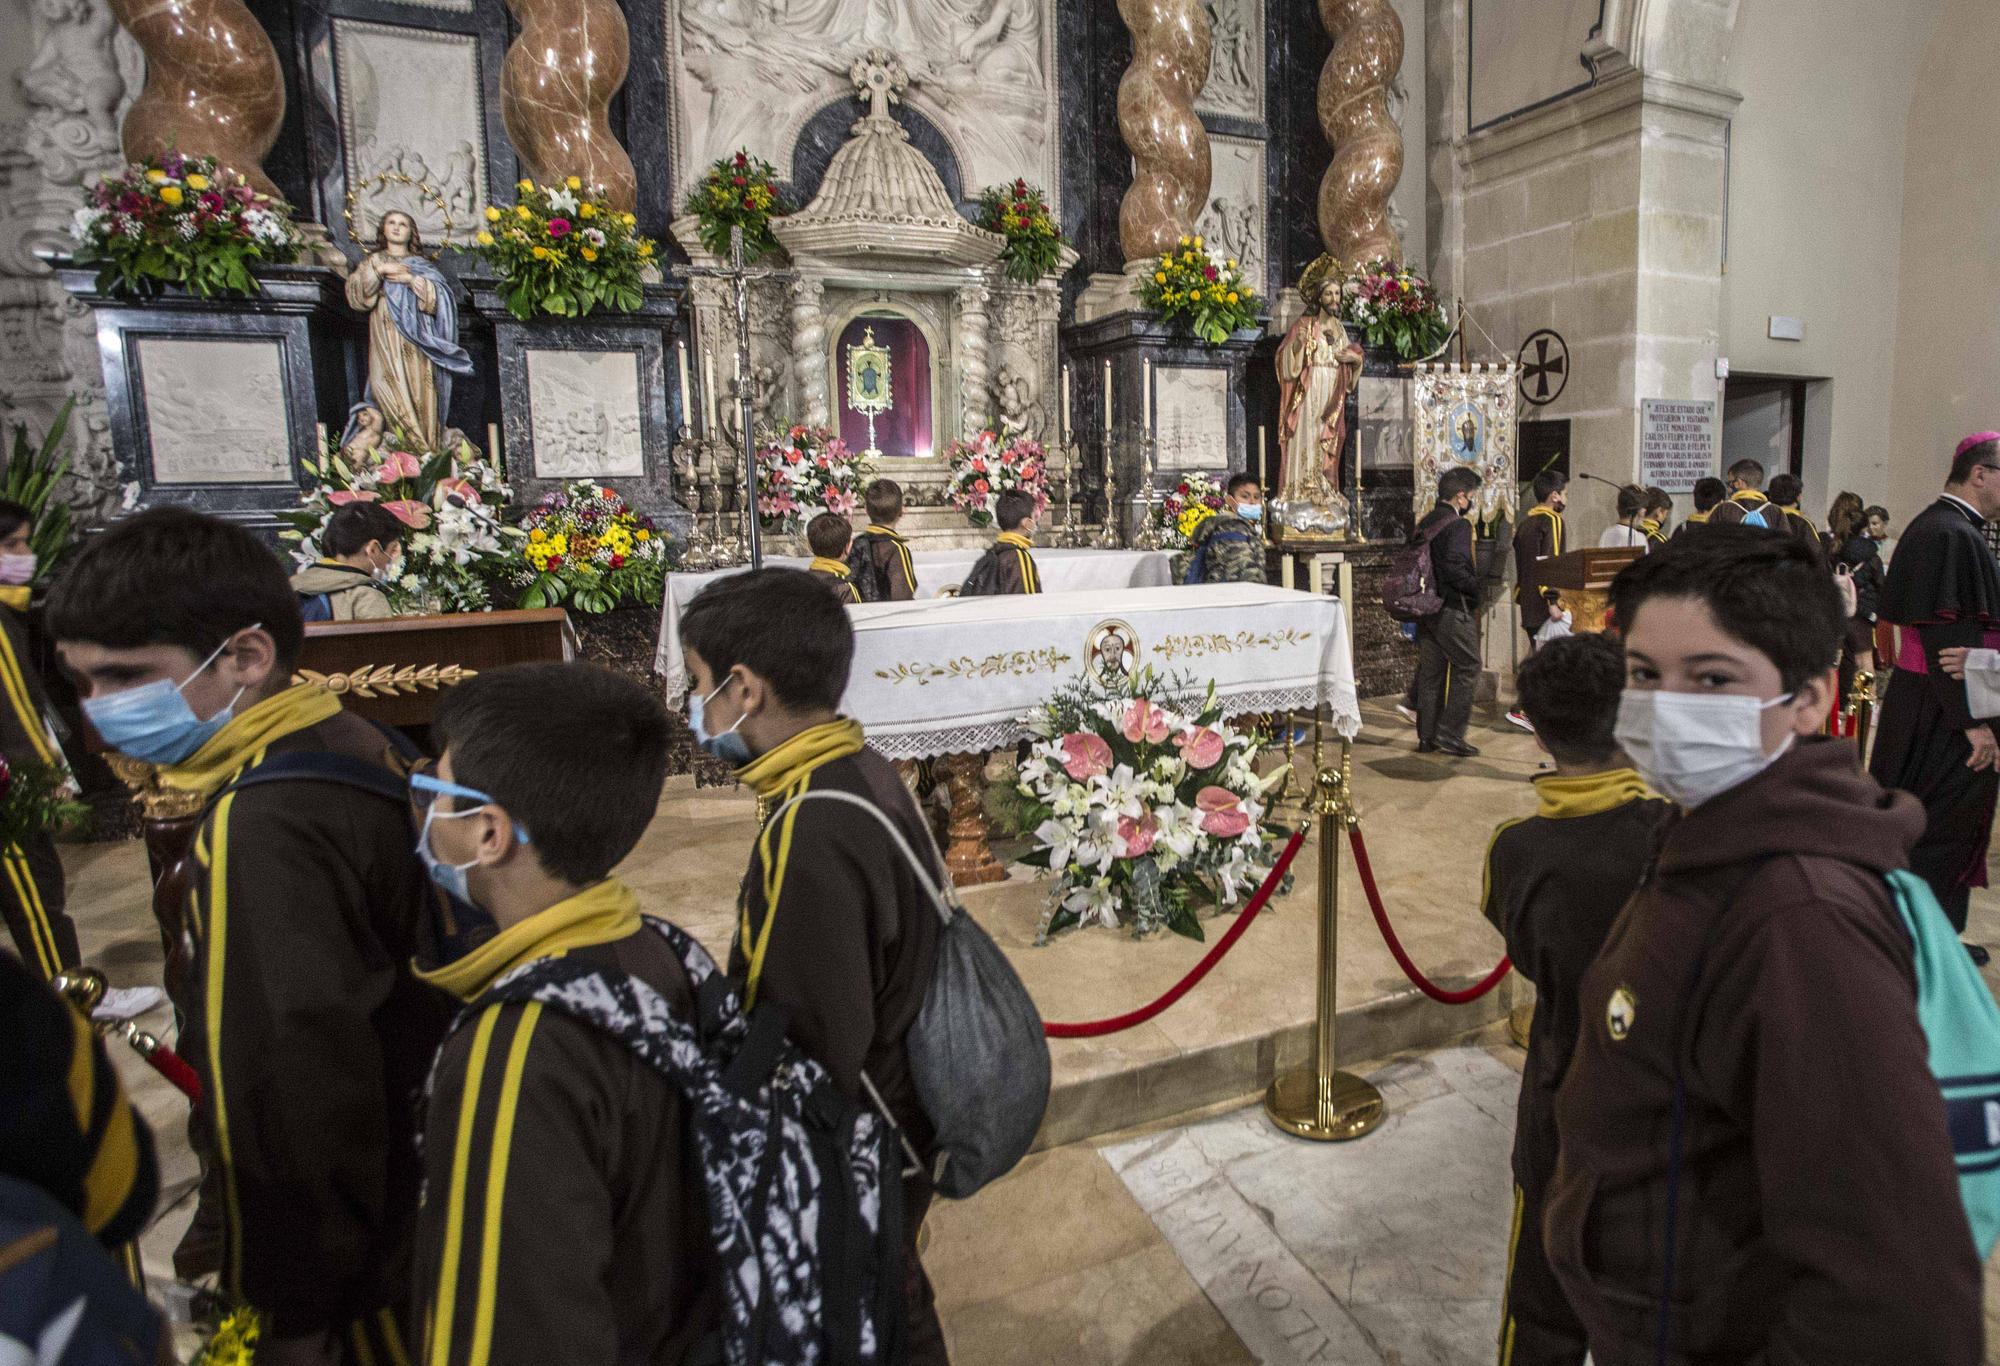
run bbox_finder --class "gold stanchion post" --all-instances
[1264,556,1385,1142]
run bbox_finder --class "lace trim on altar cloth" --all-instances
[866,687,1363,761]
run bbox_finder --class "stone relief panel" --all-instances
[334,20,488,245]
[0,0,144,520]
[1155,365,1231,471]
[136,338,293,484]
[1196,0,1262,122]
[1197,134,1266,288]
[991,281,1059,444]
[670,0,1058,209]
[525,349,646,479]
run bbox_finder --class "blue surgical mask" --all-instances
[1237,502,1264,521]
[82,626,257,767]
[410,771,531,908]
[690,677,753,767]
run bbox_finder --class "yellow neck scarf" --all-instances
[1533,767,1657,819]
[996,531,1034,550]
[735,717,865,798]
[1686,510,1711,524]
[1732,489,1768,506]
[0,587,30,612]
[159,684,342,797]
[809,557,852,579]
[414,879,642,1002]
[864,524,904,541]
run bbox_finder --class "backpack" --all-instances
[215,723,422,807]
[957,548,1004,598]
[1738,502,1772,530]
[297,590,335,623]
[765,789,1049,1200]
[1182,522,1252,586]
[846,534,898,604]
[472,919,907,1366]
[1381,516,1452,622]
[1885,869,2000,1257]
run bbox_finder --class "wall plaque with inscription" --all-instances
[1155,366,1230,471]
[137,338,293,485]
[1639,398,1716,494]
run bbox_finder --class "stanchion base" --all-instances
[1263,1067,1385,1142]
[1509,1001,1534,1050]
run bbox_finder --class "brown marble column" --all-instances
[1117,0,1213,264]
[501,0,638,213]
[109,0,285,199]
[1319,0,1405,264]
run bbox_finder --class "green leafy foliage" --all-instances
[72,152,301,299]
[1138,234,1261,346]
[0,398,77,581]
[977,179,1065,283]
[688,150,785,262]
[470,176,656,322]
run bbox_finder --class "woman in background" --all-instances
[1827,490,1884,703]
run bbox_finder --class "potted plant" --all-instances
[1338,258,1451,362]
[470,176,657,321]
[1137,234,1261,345]
[687,150,786,262]
[71,152,301,298]
[945,429,1050,528]
[755,425,872,537]
[976,179,1065,282]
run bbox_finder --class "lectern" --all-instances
[1524,546,1645,632]
[294,608,578,729]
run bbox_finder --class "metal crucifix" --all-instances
[676,225,795,568]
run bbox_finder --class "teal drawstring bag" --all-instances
[1886,869,2000,1257]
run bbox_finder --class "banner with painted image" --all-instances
[1412,363,1519,528]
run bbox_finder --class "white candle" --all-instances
[1143,359,1153,435]
[1102,358,1113,435]
[703,351,717,433]
[1257,424,1266,474]
[487,422,502,472]
[1061,364,1073,445]
[676,340,693,433]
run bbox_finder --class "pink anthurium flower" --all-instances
[1197,786,1251,838]
[1059,732,1113,781]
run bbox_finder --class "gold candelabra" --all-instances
[1132,430,1166,551]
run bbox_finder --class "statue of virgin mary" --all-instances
[344,210,473,451]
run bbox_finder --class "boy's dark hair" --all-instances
[681,568,852,711]
[1532,471,1568,503]
[865,479,904,524]
[46,507,305,670]
[994,488,1037,531]
[1692,477,1727,512]
[806,512,852,559]
[1644,486,1672,516]
[1767,472,1803,508]
[1864,504,1890,525]
[1516,632,1627,767]
[322,502,408,558]
[1226,471,1261,496]
[435,663,669,885]
[1726,458,1765,488]
[1615,484,1646,518]
[0,499,32,542]
[1950,437,2000,485]
[1609,524,1842,691]
[1437,467,1482,502]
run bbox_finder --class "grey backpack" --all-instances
[768,790,1051,1199]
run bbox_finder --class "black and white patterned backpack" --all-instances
[467,919,906,1366]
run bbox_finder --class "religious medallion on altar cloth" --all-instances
[1413,364,1520,529]
[846,326,893,461]
[1086,620,1140,687]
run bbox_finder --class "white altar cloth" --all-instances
[660,582,1361,762]
[654,547,1177,678]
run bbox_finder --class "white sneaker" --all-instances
[1505,709,1536,733]
[92,985,165,1022]
[1394,703,1418,726]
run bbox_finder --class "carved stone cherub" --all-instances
[993,365,1035,441]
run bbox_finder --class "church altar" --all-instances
[661,581,1361,759]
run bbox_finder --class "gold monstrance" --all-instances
[846,326,893,460]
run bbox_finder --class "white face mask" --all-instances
[1614,688,1796,809]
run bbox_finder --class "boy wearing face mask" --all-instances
[411,663,719,1363]
[0,499,78,979]
[289,501,407,621]
[1183,473,1269,584]
[45,508,451,1366]
[679,568,949,1364]
[1545,525,1980,1365]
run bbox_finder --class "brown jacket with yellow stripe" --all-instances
[960,531,1042,597]
[414,881,720,1365]
[808,556,862,604]
[0,592,61,776]
[168,684,452,1346]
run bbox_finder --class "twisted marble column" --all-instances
[790,278,829,428]
[501,0,637,212]
[1116,0,1213,263]
[1318,0,1405,265]
[956,283,992,437]
[109,0,284,198]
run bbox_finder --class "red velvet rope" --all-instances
[1348,825,1512,1005]
[132,1035,203,1104]
[1043,824,1309,1039]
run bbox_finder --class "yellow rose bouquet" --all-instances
[1137,235,1261,345]
[72,152,300,298]
[472,176,656,322]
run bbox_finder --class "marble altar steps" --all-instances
[623,694,1533,1148]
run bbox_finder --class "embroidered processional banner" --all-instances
[1413,363,1520,529]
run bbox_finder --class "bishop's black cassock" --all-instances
[1869,494,2000,930]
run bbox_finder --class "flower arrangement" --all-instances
[756,424,873,536]
[944,429,1049,528]
[1138,234,1260,345]
[1016,670,1287,941]
[71,152,300,298]
[191,1307,260,1366]
[976,179,1064,283]
[472,175,655,321]
[1153,470,1229,550]
[0,753,87,847]
[1338,258,1451,361]
[278,434,521,615]
[688,149,785,262]
[514,481,672,615]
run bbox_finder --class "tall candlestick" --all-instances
[1257,424,1266,476]
[1102,358,1113,435]
[1061,364,1073,445]
[488,422,502,473]
[676,340,693,433]
[703,351,718,433]
[1142,358,1153,435]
